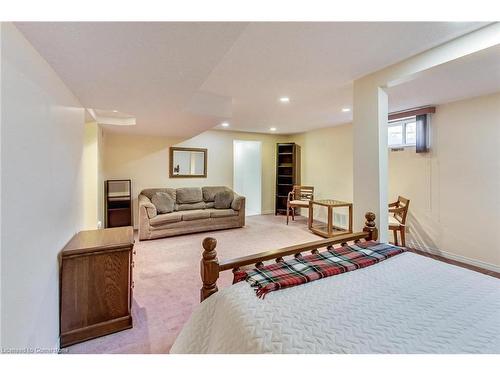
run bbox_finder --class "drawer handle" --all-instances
[131,281,135,289]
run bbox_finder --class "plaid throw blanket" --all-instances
[233,241,405,298]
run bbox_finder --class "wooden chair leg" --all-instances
[392,229,399,246]
[286,204,290,225]
[292,207,295,221]
[400,227,406,247]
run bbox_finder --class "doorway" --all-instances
[233,140,262,216]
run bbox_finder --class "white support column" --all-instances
[353,81,389,242]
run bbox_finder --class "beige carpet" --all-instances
[66,214,321,354]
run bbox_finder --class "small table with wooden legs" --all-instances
[308,199,353,238]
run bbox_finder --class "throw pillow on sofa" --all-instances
[176,187,203,204]
[152,192,175,214]
[214,191,233,209]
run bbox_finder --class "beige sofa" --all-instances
[138,186,245,240]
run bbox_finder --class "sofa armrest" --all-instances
[139,194,157,219]
[231,194,246,211]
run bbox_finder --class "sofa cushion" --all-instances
[152,192,175,214]
[141,188,176,201]
[214,191,234,209]
[181,209,210,221]
[231,194,245,211]
[149,212,182,226]
[205,202,215,209]
[208,208,238,218]
[202,186,231,202]
[176,202,206,211]
[176,187,203,204]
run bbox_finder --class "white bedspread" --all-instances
[170,252,500,353]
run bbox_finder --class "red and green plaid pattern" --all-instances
[233,241,405,298]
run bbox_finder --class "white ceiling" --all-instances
[16,22,491,137]
[387,44,500,111]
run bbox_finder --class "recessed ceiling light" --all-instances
[112,110,118,113]
[270,127,277,132]
[341,108,351,112]
[221,122,230,128]
[279,97,290,103]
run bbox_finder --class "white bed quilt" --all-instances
[170,252,500,353]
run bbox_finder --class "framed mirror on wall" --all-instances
[169,147,207,178]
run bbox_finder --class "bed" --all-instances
[170,213,500,354]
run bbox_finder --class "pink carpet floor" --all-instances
[67,214,320,354]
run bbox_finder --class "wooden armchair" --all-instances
[388,196,410,247]
[287,185,314,225]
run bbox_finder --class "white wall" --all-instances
[0,22,3,348]
[292,124,353,224]
[389,93,500,270]
[97,125,104,227]
[293,124,353,203]
[82,122,99,230]
[1,23,85,350]
[83,121,104,229]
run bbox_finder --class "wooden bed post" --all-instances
[363,212,378,241]
[200,237,220,302]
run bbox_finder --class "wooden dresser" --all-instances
[59,226,135,348]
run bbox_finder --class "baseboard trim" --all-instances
[261,210,274,215]
[407,241,500,273]
[60,315,132,348]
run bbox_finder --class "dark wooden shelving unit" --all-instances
[105,179,132,228]
[275,143,301,215]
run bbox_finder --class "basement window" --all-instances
[388,116,416,147]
